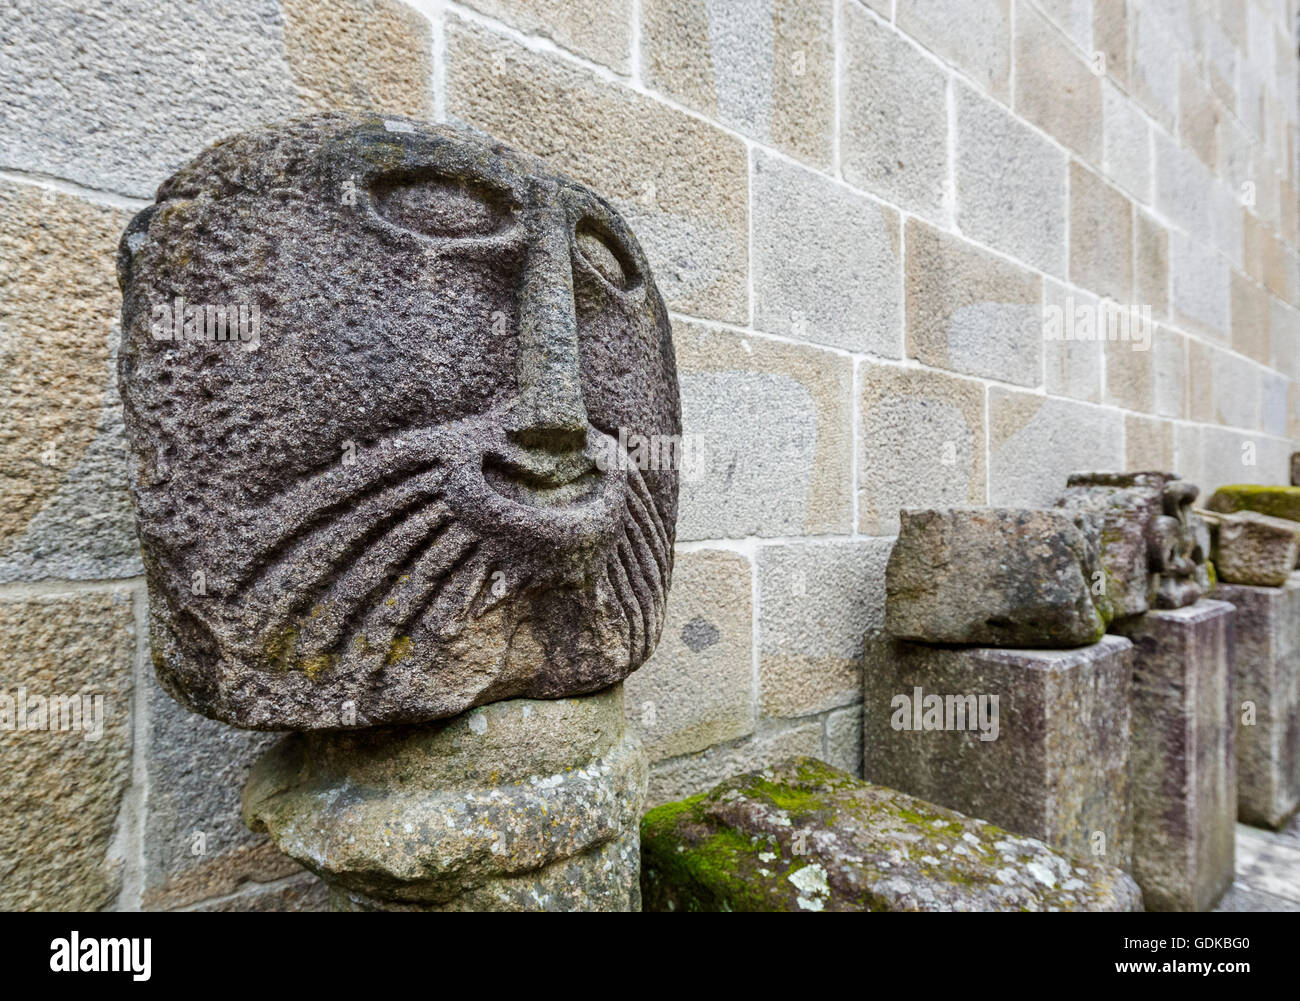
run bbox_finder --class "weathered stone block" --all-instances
[955,80,1067,276]
[674,321,852,539]
[988,389,1125,506]
[244,686,646,911]
[1131,5,1179,131]
[281,0,433,117]
[1104,80,1149,200]
[646,720,824,807]
[1211,512,1300,588]
[905,220,1043,387]
[1126,416,1174,473]
[1043,282,1102,403]
[1070,161,1133,301]
[1056,471,1209,616]
[447,15,749,323]
[624,549,753,762]
[1212,577,1300,829]
[862,634,1134,868]
[1113,600,1237,911]
[640,0,834,166]
[857,362,986,537]
[759,540,894,717]
[1171,228,1231,342]
[885,508,1112,647]
[840,2,948,218]
[753,150,900,355]
[0,183,139,583]
[1135,212,1170,319]
[0,589,136,910]
[898,0,1010,100]
[641,757,1141,911]
[1014,0,1102,162]
[825,704,863,777]
[1208,485,1300,525]
[141,677,306,910]
[462,0,631,71]
[1,0,431,199]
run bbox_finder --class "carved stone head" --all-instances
[116,114,680,730]
[1056,471,1207,618]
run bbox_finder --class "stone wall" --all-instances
[1,0,1297,909]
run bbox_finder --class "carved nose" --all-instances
[505,223,589,452]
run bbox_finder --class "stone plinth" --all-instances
[1113,599,1236,911]
[640,757,1141,912]
[243,684,646,911]
[1212,577,1300,830]
[861,633,1133,869]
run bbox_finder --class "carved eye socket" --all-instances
[574,221,637,291]
[371,174,513,238]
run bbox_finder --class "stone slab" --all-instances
[885,507,1112,647]
[1212,511,1300,587]
[1208,485,1300,525]
[1212,577,1300,829]
[1113,599,1237,911]
[640,757,1141,912]
[862,633,1134,870]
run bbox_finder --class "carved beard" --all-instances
[153,414,673,729]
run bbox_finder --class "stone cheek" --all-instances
[116,113,681,730]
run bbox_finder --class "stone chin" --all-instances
[145,411,672,731]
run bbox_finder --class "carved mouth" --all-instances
[482,449,603,507]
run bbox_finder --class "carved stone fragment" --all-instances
[885,507,1113,647]
[1055,471,1208,616]
[1207,510,1300,588]
[116,114,681,730]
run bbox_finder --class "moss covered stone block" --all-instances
[1208,485,1300,526]
[640,757,1141,912]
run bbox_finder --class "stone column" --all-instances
[243,684,646,911]
[1212,575,1300,830]
[1113,599,1237,911]
[862,633,1134,869]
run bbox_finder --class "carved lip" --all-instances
[482,447,603,507]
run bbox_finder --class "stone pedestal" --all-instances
[243,684,647,911]
[1113,599,1236,911]
[1212,576,1300,830]
[861,633,1134,869]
